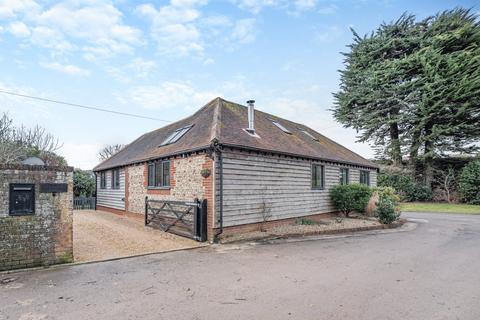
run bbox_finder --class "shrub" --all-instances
[458,160,480,204]
[374,186,400,224]
[378,171,432,202]
[405,184,433,202]
[375,197,399,224]
[331,184,372,217]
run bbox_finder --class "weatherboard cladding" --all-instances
[93,98,377,172]
[220,150,377,227]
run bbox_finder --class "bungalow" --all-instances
[93,98,378,240]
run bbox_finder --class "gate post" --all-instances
[200,199,208,242]
[193,198,199,241]
[144,196,148,225]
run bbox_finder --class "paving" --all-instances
[1,212,480,320]
[73,210,200,262]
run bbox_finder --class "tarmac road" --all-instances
[1,212,479,320]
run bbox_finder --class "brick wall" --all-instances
[0,164,73,271]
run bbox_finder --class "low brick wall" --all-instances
[0,164,74,271]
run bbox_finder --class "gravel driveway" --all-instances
[73,210,201,262]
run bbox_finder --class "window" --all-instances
[147,161,171,188]
[340,168,349,185]
[299,128,319,141]
[360,170,370,186]
[160,125,193,146]
[111,169,120,189]
[311,164,325,189]
[271,120,291,134]
[100,172,106,189]
[9,184,35,216]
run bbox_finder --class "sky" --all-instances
[0,0,476,169]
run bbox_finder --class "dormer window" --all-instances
[160,125,193,146]
[299,128,319,141]
[271,120,291,134]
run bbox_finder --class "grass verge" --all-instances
[400,202,480,215]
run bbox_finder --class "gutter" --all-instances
[93,145,212,172]
[219,143,379,170]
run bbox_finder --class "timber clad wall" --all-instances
[219,150,377,227]
[96,169,125,210]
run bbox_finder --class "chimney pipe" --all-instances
[246,100,255,133]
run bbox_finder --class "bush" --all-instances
[405,184,433,202]
[374,186,400,224]
[378,171,432,202]
[331,184,372,217]
[458,160,480,204]
[375,197,399,224]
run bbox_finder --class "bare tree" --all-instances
[434,166,456,203]
[98,144,125,161]
[12,125,62,153]
[0,113,65,165]
[0,113,14,142]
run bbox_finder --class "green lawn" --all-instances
[400,202,480,215]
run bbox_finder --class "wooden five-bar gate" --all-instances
[145,197,208,242]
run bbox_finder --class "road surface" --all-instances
[1,212,479,320]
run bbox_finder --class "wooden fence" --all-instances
[73,197,96,210]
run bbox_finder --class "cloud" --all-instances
[2,1,142,60]
[316,25,343,43]
[0,0,40,19]
[31,26,74,52]
[231,0,283,14]
[106,58,157,83]
[61,142,103,169]
[33,1,142,58]
[137,1,206,56]
[293,0,317,10]
[40,62,91,77]
[8,21,30,37]
[317,4,337,15]
[232,0,317,14]
[230,18,257,45]
[117,81,221,110]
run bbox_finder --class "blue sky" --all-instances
[0,0,476,169]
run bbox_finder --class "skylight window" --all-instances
[299,129,319,141]
[271,120,291,134]
[160,125,193,146]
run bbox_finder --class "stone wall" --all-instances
[0,164,73,271]
[127,154,212,215]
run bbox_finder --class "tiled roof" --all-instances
[93,98,377,171]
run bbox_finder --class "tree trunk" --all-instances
[423,123,434,188]
[409,129,422,181]
[389,122,402,166]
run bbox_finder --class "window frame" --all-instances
[360,170,370,186]
[298,128,319,141]
[340,168,349,185]
[147,160,171,188]
[100,171,106,189]
[270,119,292,134]
[311,164,325,190]
[159,125,193,146]
[111,169,120,190]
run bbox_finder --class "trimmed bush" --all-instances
[331,184,372,217]
[458,160,480,204]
